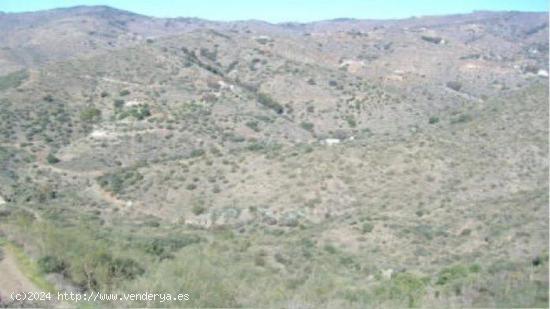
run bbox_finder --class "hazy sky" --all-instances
[0,0,547,22]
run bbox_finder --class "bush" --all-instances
[130,104,151,120]
[361,222,374,234]
[522,64,539,74]
[246,121,260,132]
[436,264,480,285]
[117,104,151,120]
[224,133,245,143]
[374,272,429,307]
[192,204,205,215]
[428,116,439,124]
[450,113,472,124]
[130,249,239,307]
[19,222,145,291]
[324,244,337,254]
[421,35,443,44]
[0,70,28,90]
[190,149,205,158]
[38,255,66,273]
[345,115,357,128]
[119,90,130,96]
[200,48,217,61]
[446,81,462,91]
[257,93,284,114]
[80,107,102,123]
[69,251,144,289]
[114,99,125,109]
[98,169,143,194]
[46,153,60,164]
[142,235,202,259]
[300,122,314,132]
[110,257,144,280]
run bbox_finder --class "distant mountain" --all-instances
[0,7,547,75]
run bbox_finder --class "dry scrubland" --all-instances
[0,6,548,307]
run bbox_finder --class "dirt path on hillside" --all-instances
[89,182,128,208]
[0,246,41,305]
[34,162,128,208]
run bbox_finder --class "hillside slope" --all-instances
[0,7,547,308]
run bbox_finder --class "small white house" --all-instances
[323,138,341,146]
[537,70,549,77]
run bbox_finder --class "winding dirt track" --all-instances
[0,245,41,305]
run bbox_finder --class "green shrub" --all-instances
[129,105,150,120]
[436,264,480,285]
[254,252,266,266]
[200,47,217,61]
[323,244,337,254]
[192,204,205,215]
[46,153,60,164]
[450,113,472,124]
[114,99,125,109]
[142,235,202,259]
[374,272,429,307]
[0,70,28,90]
[421,35,443,44]
[69,250,143,289]
[246,142,265,152]
[120,90,130,96]
[190,149,205,158]
[38,255,66,273]
[117,104,151,120]
[80,107,102,123]
[446,81,462,91]
[345,115,357,128]
[16,222,145,291]
[246,121,260,132]
[428,116,439,124]
[300,122,314,132]
[108,257,144,280]
[245,141,281,154]
[223,133,245,143]
[130,249,239,307]
[361,222,374,234]
[98,169,143,194]
[257,93,284,114]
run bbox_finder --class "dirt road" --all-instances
[0,245,42,305]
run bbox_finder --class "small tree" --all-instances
[47,153,60,164]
